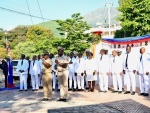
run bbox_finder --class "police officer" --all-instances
[41,51,53,101]
[55,47,71,102]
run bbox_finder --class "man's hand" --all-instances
[74,73,77,76]
[137,71,139,75]
[120,72,122,76]
[93,71,96,76]
[106,72,109,75]
[69,61,73,64]
[146,72,149,75]
[133,70,136,74]
[123,70,125,74]
[55,59,59,64]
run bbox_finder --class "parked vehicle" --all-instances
[12,60,19,80]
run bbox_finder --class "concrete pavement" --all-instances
[0,85,150,113]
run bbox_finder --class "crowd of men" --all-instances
[0,45,150,102]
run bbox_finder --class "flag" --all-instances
[7,58,15,88]
[6,38,10,53]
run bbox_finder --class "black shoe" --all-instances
[139,93,145,96]
[63,99,67,102]
[57,89,60,92]
[39,86,43,89]
[112,91,118,93]
[118,91,122,94]
[24,90,27,91]
[124,91,130,94]
[73,89,76,92]
[32,89,35,91]
[19,90,23,92]
[86,87,89,90]
[78,89,81,91]
[41,98,50,101]
[131,92,135,95]
[68,88,72,91]
[52,89,54,91]
[35,89,38,91]
[144,93,149,96]
[57,98,64,102]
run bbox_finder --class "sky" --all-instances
[0,0,119,30]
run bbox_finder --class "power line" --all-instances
[36,0,44,22]
[26,0,33,25]
[0,6,53,21]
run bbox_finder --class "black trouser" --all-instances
[4,74,7,88]
[27,74,31,88]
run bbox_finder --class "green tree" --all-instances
[26,26,54,41]
[56,13,93,52]
[14,41,36,59]
[114,28,132,38]
[118,0,150,36]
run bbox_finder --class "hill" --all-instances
[36,7,120,37]
[84,7,120,27]
[36,20,62,37]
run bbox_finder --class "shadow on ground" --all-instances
[48,99,150,113]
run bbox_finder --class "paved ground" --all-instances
[0,84,150,113]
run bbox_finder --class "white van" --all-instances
[12,60,19,79]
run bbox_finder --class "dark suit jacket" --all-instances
[2,60,8,76]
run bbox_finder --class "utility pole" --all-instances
[105,1,113,37]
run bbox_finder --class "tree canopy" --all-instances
[116,0,150,37]
[0,13,100,59]
[56,13,94,53]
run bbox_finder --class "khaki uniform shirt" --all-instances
[42,58,52,73]
[55,55,69,72]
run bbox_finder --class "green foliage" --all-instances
[114,28,132,38]
[56,13,92,53]
[37,21,62,38]
[14,41,36,59]
[118,0,150,36]
[26,26,54,41]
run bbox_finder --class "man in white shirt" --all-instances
[123,45,137,95]
[37,55,43,88]
[97,49,110,93]
[76,53,86,91]
[110,50,123,94]
[68,52,77,91]
[50,53,60,91]
[137,47,149,96]
[30,55,40,91]
[17,54,29,91]
[83,50,90,89]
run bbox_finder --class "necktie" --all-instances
[113,57,115,63]
[100,55,103,61]
[125,54,128,68]
[140,55,142,62]
[33,60,35,66]
[21,60,23,66]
